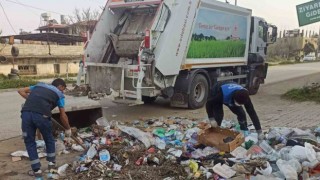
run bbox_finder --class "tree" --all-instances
[67,8,101,36]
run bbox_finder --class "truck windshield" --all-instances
[258,21,268,42]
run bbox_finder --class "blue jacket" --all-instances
[21,83,65,117]
[221,83,244,106]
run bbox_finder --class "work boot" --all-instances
[34,170,43,180]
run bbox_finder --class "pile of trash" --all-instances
[11,117,320,179]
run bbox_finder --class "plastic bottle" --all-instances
[259,140,274,154]
[99,149,110,163]
[86,144,97,159]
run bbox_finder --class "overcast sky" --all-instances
[0,0,319,36]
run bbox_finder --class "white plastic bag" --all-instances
[255,161,272,176]
[288,159,302,173]
[118,125,155,148]
[279,146,293,161]
[276,159,298,180]
[96,117,110,127]
[305,143,318,162]
[289,146,307,162]
[58,164,69,177]
[72,144,85,152]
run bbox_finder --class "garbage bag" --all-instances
[118,125,155,148]
[276,159,298,180]
[289,146,307,162]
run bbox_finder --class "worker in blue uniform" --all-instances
[206,82,264,141]
[18,78,71,180]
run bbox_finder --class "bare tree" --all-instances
[67,8,101,36]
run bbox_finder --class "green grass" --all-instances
[187,40,246,58]
[0,74,78,89]
[283,83,320,103]
[278,61,297,65]
[20,73,78,80]
[0,78,39,89]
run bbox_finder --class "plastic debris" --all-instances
[57,164,69,177]
[118,125,154,148]
[212,163,236,179]
[255,161,272,176]
[99,149,110,163]
[10,116,320,179]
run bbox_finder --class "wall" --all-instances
[0,44,83,56]
[0,44,83,76]
[0,56,80,76]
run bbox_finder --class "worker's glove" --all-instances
[242,130,250,137]
[65,129,72,138]
[208,118,218,128]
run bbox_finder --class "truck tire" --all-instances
[188,74,209,109]
[142,96,157,104]
[249,70,262,95]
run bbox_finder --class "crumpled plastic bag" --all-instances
[255,161,272,176]
[289,146,307,162]
[185,128,200,140]
[267,127,293,140]
[118,125,154,148]
[56,140,66,155]
[276,159,298,180]
[11,150,47,158]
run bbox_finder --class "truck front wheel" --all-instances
[188,74,209,109]
[249,70,263,95]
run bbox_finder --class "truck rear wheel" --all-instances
[188,74,209,109]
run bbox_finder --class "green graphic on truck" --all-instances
[187,8,248,59]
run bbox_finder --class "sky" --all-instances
[0,0,319,36]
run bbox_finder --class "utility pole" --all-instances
[235,0,237,6]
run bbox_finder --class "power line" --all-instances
[4,0,63,15]
[0,2,17,34]
[15,0,39,17]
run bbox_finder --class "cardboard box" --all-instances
[198,127,244,152]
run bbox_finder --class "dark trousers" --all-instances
[21,111,56,171]
[206,101,249,131]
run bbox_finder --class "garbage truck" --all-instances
[84,0,278,109]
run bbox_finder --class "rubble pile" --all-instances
[11,117,320,179]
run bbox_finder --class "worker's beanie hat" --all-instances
[233,89,250,105]
[52,78,66,88]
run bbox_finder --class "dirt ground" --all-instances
[1,73,320,180]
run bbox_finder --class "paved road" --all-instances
[1,62,320,140]
[265,62,320,84]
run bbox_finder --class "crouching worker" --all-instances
[205,82,264,141]
[18,78,71,180]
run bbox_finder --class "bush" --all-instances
[283,83,320,103]
[0,76,38,89]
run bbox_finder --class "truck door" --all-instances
[256,20,268,58]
